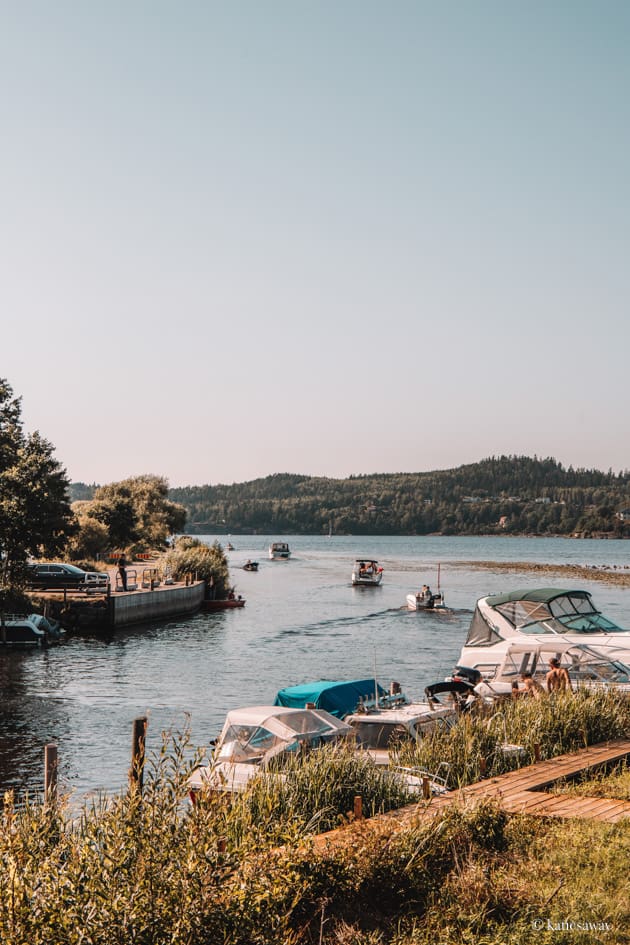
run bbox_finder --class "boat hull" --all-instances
[201,599,246,610]
[406,593,446,611]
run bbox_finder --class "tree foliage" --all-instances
[0,378,75,590]
[74,475,186,552]
[163,457,630,537]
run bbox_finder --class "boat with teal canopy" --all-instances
[274,679,386,718]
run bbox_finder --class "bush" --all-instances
[163,538,230,598]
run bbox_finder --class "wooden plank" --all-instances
[456,740,630,798]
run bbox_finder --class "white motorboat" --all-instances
[406,587,447,611]
[274,677,456,794]
[188,705,351,794]
[351,559,383,586]
[457,587,630,670]
[453,640,630,700]
[269,542,291,560]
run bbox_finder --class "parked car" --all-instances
[26,563,109,591]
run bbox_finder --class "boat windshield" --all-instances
[349,720,410,750]
[215,724,285,763]
[499,645,630,685]
[492,593,624,635]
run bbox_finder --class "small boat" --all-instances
[189,705,351,794]
[406,587,447,611]
[242,560,259,572]
[201,596,246,611]
[275,678,456,765]
[269,542,291,560]
[351,559,383,586]
[0,613,65,647]
[226,542,235,551]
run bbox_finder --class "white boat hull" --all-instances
[406,592,446,611]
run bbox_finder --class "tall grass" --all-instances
[1,695,629,944]
[395,688,630,786]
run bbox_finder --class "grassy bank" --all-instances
[1,694,629,944]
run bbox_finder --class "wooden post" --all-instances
[44,743,58,804]
[479,757,487,777]
[534,743,541,763]
[217,837,227,853]
[422,776,431,799]
[129,716,148,792]
[353,795,363,820]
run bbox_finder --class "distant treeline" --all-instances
[72,456,630,537]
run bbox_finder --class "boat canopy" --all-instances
[274,679,386,718]
[214,706,350,764]
[485,588,624,634]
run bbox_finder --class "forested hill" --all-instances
[162,456,630,537]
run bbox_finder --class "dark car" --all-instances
[26,563,109,591]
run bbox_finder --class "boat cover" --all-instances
[274,679,387,718]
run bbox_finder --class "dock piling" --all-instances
[44,743,58,805]
[129,716,148,793]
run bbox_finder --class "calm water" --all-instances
[1,535,629,798]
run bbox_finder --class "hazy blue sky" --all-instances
[2,1,628,487]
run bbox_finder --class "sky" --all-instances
[2,1,629,487]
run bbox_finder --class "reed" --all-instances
[394,688,630,787]
[1,697,629,945]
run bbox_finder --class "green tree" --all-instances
[79,475,186,551]
[0,378,75,590]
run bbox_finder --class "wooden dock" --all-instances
[313,738,630,852]
[453,737,630,823]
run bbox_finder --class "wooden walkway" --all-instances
[313,738,630,851]
[452,737,630,823]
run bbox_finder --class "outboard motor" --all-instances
[450,665,482,686]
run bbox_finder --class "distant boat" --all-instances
[351,559,383,586]
[242,560,259,572]
[201,597,245,611]
[269,542,291,560]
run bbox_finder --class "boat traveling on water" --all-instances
[351,559,383,586]
[269,542,291,560]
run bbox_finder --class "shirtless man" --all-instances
[545,658,572,692]
[518,672,545,699]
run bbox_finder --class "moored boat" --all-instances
[274,678,455,765]
[351,559,383,586]
[189,705,351,794]
[457,587,630,669]
[201,597,245,610]
[0,613,65,647]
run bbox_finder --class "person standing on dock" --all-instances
[118,553,128,591]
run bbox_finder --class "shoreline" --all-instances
[454,559,630,586]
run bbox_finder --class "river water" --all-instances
[1,535,629,798]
